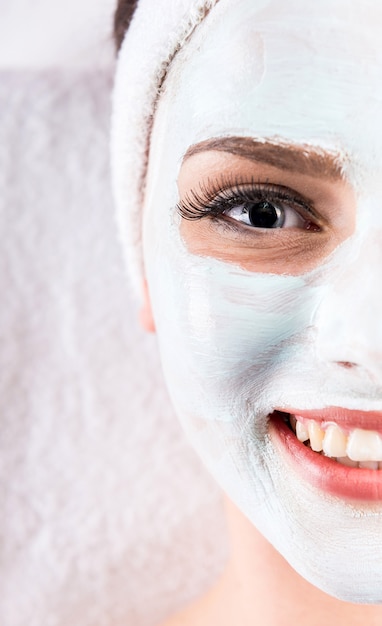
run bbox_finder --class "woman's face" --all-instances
[142,0,382,602]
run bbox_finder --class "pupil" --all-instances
[247,201,283,228]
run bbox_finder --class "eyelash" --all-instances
[176,176,319,229]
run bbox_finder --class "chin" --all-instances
[186,402,382,605]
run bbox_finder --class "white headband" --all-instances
[111,0,219,297]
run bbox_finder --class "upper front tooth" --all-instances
[323,423,347,458]
[347,428,382,462]
[308,420,324,452]
[296,421,309,442]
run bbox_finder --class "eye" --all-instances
[177,180,320,233]
[226,199,306,229]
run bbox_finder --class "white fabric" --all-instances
[0,10,226,626]
[111,0,219,295]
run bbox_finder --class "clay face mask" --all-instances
[142,0,382,603]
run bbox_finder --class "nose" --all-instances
[314,233,382,381]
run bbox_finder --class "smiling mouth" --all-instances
[270,410,382,500]
[283,412,382,470]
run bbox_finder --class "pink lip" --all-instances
[285,406,382,434]
[270,412,382,501]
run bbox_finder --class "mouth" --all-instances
[270,410,382,501]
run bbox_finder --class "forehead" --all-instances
[164,0,382,179]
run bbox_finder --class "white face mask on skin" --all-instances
[142,0,382,603]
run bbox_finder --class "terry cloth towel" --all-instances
[111,0,220,296]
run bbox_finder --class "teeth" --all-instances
[347,429,382,462]
[296,421,309,442]
[307,420,324,452]
[291,416,382,468]
[323,423,347,458]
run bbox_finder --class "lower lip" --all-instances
[270,413,382,501]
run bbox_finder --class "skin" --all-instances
[139,0,382,620]
[158,498,382,626]
[178,149,355,274]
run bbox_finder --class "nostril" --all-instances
[337,361,358,369]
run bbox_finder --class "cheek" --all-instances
[179,217,333,275]
[145,232,324,427]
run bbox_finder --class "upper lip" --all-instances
[277,407,382,433]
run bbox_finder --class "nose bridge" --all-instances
[314,232,382,369]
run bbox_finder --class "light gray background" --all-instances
[0,3,226,624]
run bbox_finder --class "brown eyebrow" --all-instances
[183,137,346,181]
